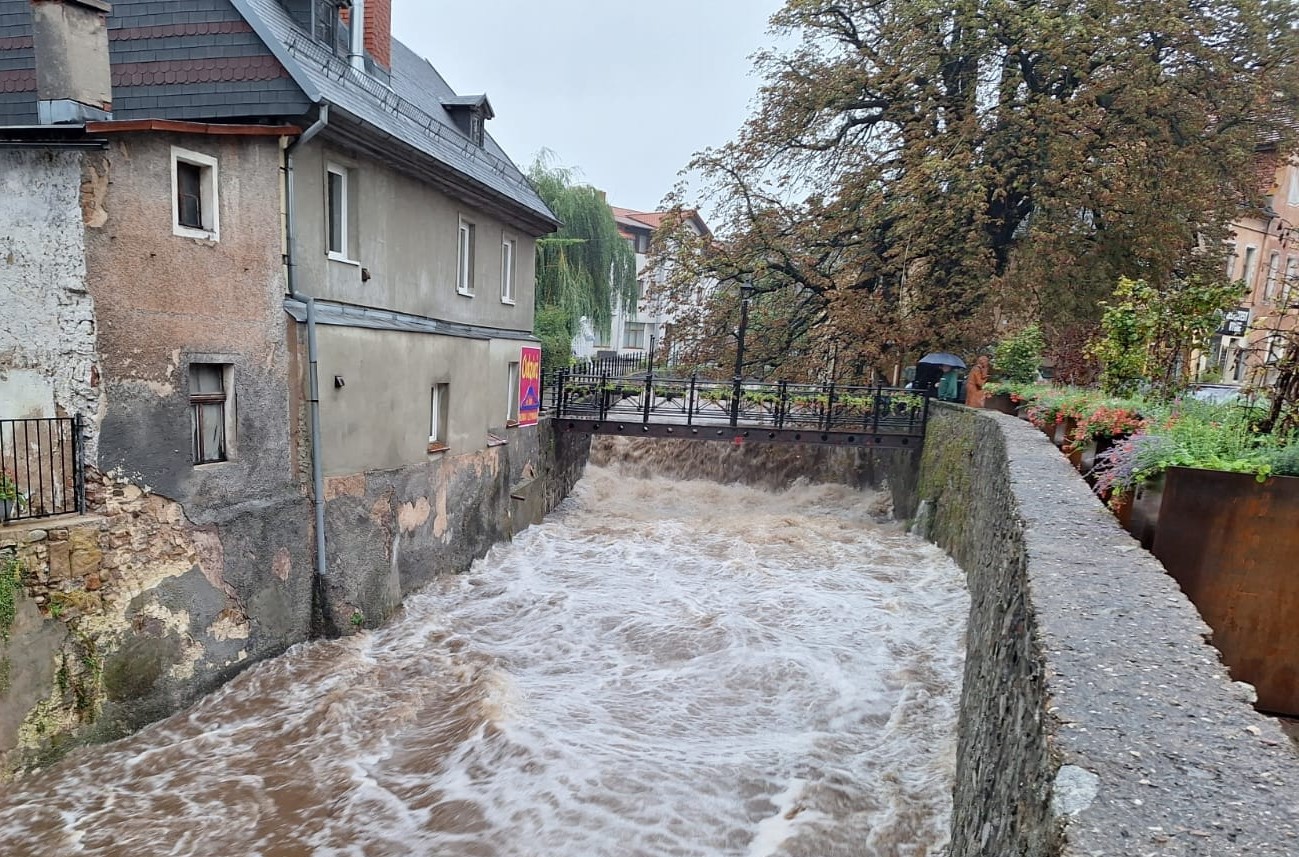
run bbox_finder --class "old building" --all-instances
[575,205,713,361]
[0,0,573,772]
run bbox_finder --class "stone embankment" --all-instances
[916,404,1299,856]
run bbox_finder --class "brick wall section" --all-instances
[916,404,1299,856]
[364,0,391,70]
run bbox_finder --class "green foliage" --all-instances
[657,0,1299,381]
[993,326,1044,385]
[534,305,575,377]
[530,155,636,345]
[0,553,23,642]
[1089,276,1245,398]
[349,610,365,629]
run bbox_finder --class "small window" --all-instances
[634,232,651,254]
[507,362,520,426]
[1265,251,1281,300]
[1289,170,1299,206]
[429,383,449,451]
[469,111,484,146]
[501,238,516,304]
[190,363,231,464]
[171,147,219,241]
[326,164,351,260]
[457,219,476,296]
[1283,256,1298,303]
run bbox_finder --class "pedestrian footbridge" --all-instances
[544,369,930,448]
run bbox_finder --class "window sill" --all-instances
[327,253,361,266]
[174,224,219,242]
[456,288,475,298]
[193,459,233,470]
[500,297,516,306]
[427,441,448,455]
[505,420,520,429]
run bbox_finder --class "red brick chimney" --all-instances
[363,0,390,71]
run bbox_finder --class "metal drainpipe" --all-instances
[349,0,367,73]
[285,105,330,578]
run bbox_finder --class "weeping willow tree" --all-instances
[529,156,637,373]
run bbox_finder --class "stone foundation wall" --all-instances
[0,470,311,775]
[316,418,588,632]
[917,404,1299,856]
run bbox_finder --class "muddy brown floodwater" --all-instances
[0,466,969,856]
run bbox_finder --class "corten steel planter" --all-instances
[1126,474,1165,550]
[984,392,1018,415]
[1153,467,1299,715]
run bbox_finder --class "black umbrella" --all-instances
[918,352,967,369]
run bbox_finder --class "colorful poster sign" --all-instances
[519,346,542,426]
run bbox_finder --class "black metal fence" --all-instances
[568,353,652,380]
[0,416,85,524]
[544,370,929,438]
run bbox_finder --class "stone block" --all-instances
[46,542,72,581]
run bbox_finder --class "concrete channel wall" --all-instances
[916,404,1299,856]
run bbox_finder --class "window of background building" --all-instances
[634,233,651,254]
[429,383,449,451]
[501,238,516,303]
[624,322,647,350]
[171,146,219,241]
[190,363,231,464]
[458,219,476,296]
[507,362,520,425]
[1241,246,1258,288]
[1265,252,1282,300]
[1285,257,1299,304]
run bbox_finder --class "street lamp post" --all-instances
[731,283,756,428]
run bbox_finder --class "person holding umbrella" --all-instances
[918,352,966,402]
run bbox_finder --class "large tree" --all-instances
[655,0,1299,382]
[529,156,637,373]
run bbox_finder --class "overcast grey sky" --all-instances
[391,0,785,217]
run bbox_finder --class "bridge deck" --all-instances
[545,371,930,448]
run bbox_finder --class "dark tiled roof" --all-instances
[234,0,554,227]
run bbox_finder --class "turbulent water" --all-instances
[0,466,969,857]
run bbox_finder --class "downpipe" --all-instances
[284,106,330,580]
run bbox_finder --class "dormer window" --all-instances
[443,95,495,147]
[312,0,349,54]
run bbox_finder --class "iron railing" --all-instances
[544,370,929,438]
[567,353,653,380]
[0,416,85,524]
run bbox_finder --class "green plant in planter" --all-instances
[993,325,1044,385]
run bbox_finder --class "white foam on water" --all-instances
[0,465,968,856]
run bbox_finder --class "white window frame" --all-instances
[1241,245,1258,288]
[457,218,476,296]
[500,237,516,304]
[506,361,520,426]
[1264,251,1282,300]
[429,383,449,451]
[1289,169,1299,206]
[326,162,354,262]
[171,146,220,242]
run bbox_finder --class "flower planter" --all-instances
[1126,473,1165,550]
[983,392,1017,415]
[1052,417,1077,448]
[1152,467,1299,715]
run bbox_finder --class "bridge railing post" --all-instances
[776,380,787,428]
[599,371,610,421]
[730,377,742,428]
[556,369,568,417]
[872,383,882,433]
[687,374,697,426]
[919,388,932,437]
[642,367,654,424]
[825,380,837,432]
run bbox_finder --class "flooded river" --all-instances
[0,466,968,856]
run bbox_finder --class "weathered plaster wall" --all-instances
[917,404,1299,856]
[317,417,589,631]
[74,132,313,735]
[0,148,102,451]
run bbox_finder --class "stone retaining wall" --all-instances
[917,404,1299,856]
